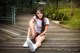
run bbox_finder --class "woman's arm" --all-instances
[40,25,49,36]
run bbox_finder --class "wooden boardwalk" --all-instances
[0,14,80,53]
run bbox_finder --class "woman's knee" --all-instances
[36,42,42,47]
[29,21,34,27]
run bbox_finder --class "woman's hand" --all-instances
[32,31,35,36]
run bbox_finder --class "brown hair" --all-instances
[35,8,45,33]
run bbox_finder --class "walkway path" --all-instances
[0,14,80,53]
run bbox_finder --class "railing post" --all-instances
[11,6,16,24]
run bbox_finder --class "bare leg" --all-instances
[26,23,37,52]
[27,23,36,40]
[29,22,36,36]
[27,27,31,37]
[23,22,37,50]
[35,35,45,48]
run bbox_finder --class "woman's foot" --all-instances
[27,37,37,52]
[23,40,28,47]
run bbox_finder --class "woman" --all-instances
[23,8,49,52]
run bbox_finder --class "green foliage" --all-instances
[52,12,69,21]
[43,0,80,29]
[43,4,56,19]
[64,18,80,29]
[64,8,80,29]
[43,4,69,21]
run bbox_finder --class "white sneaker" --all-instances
[27,37,36,52]
[23,40,28,47]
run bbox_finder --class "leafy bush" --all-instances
[43,5,69,21]
[63,18,80,29]
[64,8,80,29]
[51,12,69,21]
[43,1,80,29]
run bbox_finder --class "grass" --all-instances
[63,18,80,29]
[59,8,80,29]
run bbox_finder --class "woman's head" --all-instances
[35,8,45,33]
[35,8,45,19]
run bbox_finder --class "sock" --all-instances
[33,44,37,50]
[23,35,30,47]
[27,37,35,52]
[23,39,28,47]
[26,35,30,41]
